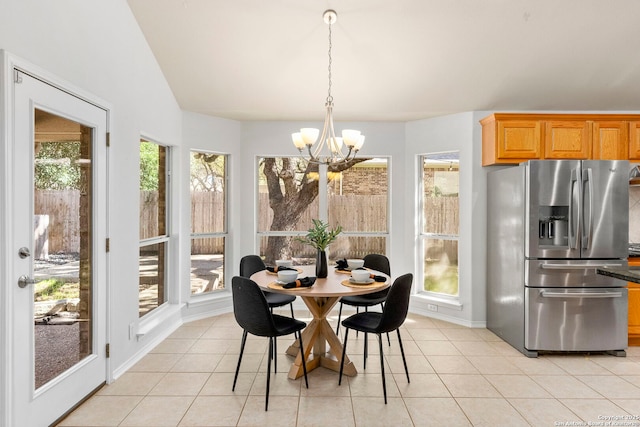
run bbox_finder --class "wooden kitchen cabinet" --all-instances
[629,121,640,160]
[481,114,542,165]
[544,120,591,159]
[629,258,640,346]
[629,285,640,346]
[481,113,640,165]
[592,120,628,160]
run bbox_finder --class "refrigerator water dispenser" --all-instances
[538,206,568,247]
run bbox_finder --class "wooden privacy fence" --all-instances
[423,196,459,235]
[257,193,388,258]
[34,190,80,255]
[35,190,459,256]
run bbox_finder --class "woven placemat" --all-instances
[335,267,372,274]
[267,281,310,290]
[266,267,304,275]
[340,279,387,289]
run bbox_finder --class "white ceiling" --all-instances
[127,0,640,122]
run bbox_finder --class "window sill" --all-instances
[136,303,184,340]
[186,290,231,309]
[413,293,463,311]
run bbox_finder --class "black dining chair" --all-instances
[239,255,298,371]
[335,254,392,358]
[240,255,297,319]
[338,273,413,404]
[231,276,308,411]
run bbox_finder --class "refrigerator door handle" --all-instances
[583,168,593,250]
[568,167,581,249]
[540,262,625,270]
[540,290,624,299]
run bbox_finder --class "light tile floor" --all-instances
[58,309,640,427]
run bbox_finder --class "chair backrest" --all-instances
[239,255,266,278]
[363,254,391,276]
[231,276,277,337]
[376,273,413,333]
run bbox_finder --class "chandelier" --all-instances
[292,9,364,166]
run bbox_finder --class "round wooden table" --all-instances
[250,264,390,380]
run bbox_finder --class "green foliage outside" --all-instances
[424,265,459,295]
[190,152,225,191]
[139,141,160,191]
[34,278,79,301]
[35,142,81,190]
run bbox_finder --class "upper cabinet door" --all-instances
[592,121,628,160]
[544,120,591,159]
[629,121,640,160]
[481,115,542,165]
[497,120,542,160]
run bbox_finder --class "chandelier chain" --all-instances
[291,9,364,166]
[327,16,333,104]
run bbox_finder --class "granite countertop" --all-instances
[597,266,640,284]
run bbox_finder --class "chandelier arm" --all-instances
[311,103,333,162]
[306,144,316,161]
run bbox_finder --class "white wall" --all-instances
[0,0,184,409]
[179,112,242,321]
[405,112,490,327]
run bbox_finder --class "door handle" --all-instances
[540,262,624,270]
[583,168,593,250]
[18,275,36,288]
[540,290,623,298]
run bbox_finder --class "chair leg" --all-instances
[382,303,390,346]
[298,331,309,389]
[265,337,272,411]
[336,302,343,335]
[378,333,387,404]
[273,337,277,373]
[364,332,368,369]
[289,303,299,340]
[397,329,410,384]
[338,328,349,385]
[232,330,248,391]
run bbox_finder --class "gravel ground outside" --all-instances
[33,253,81,388]
[35,323,80,388]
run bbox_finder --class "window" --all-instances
[190,151,227,294]
[139,139,170,317]
[419,152,459,297]
[257,157,389,265]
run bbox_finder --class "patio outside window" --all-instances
[189,151,227,294]
[138,139,170,317]
[419,152,460,297]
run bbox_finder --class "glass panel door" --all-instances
[12,70,107,427]
[33,109,93,388]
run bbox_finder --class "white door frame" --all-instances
[0,50,112,427]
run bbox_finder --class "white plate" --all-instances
[275,280,289,285]
[349,277,374,285]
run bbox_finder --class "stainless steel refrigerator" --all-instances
[487,160,629,357]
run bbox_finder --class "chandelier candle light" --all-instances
[292,9,365,166]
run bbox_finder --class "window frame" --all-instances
[418,152,460,301]
[189,150,228,295]
[255,155,391,261]
[138,138,172,318]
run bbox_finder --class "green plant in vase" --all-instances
[296,219,342,278]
